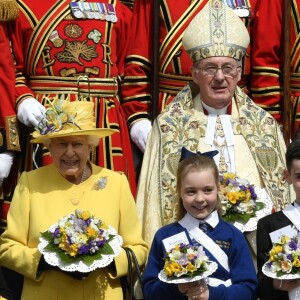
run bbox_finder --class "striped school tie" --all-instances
[199,222,209,233]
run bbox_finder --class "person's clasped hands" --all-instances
[17,97,46,127]
[130,119,152,153]
[178,280,209,300]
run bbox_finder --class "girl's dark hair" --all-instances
[176,155,221,219]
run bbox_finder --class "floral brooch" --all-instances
[93,176,108,190]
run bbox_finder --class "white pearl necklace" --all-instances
[80,166,88,183]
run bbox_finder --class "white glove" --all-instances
[0,152,14,182]
[17,97,46,127]
[130,119,152,153]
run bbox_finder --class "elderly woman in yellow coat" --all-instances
[0,99,148,300]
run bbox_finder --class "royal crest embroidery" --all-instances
[55,40,98,66]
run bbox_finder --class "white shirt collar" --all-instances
[185,210,219,229]
[201,101,229,115]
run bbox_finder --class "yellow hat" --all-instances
[182,0,250,62]
[31,99,116,143]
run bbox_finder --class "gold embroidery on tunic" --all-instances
[64,24,83,38]
[5,116,20,151]
[55,40,98,66]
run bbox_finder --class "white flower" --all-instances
[270,262,281,273]
[169,249,182,260]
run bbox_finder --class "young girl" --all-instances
[142,150,258,300]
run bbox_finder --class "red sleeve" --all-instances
[115,2,133,77]
[0,22,20,151]
[250,0,283,123]
[9,16,35,108]
[289,0,300,136]
[121,0,153,127]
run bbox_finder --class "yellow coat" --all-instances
[0,163,148,300]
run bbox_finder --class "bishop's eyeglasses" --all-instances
[193,64,240,78]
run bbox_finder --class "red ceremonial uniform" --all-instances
[251,0,300,138]
[120,0,134,9]
[0,20,20,232]
[290,0,300,136]
[250,0,282,126]
[0,22,20,154]
[11,0,136,195]
[121,0,260,127]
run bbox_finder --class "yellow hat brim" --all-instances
[30,128,117,144]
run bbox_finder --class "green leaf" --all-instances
[44,243,59,252]
[100,242,114,255]
[58,251,78,264]
[82,254,102,266]
[223,201,266,224]
[41,231,53,242]
[223,212,252,224]
[254,202,265,211]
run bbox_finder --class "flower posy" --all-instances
[163,243,209,279]
[266,235,300,276]
[219,173,264,223]
[41,210,115,265]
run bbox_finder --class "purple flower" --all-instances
[226,178,238,187]
[85,218,91,226]
[178,256,188,266]
[289,239,298,251]
[179,243,186,250]
[78,245,90,255]
[53,227,60,238]
[239,185,247,191]
[96,238,107,247]
[267,261,272,268]
[249,185,257,199]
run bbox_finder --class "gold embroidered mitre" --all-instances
[182,0,250,61]
[0,0,19,21]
